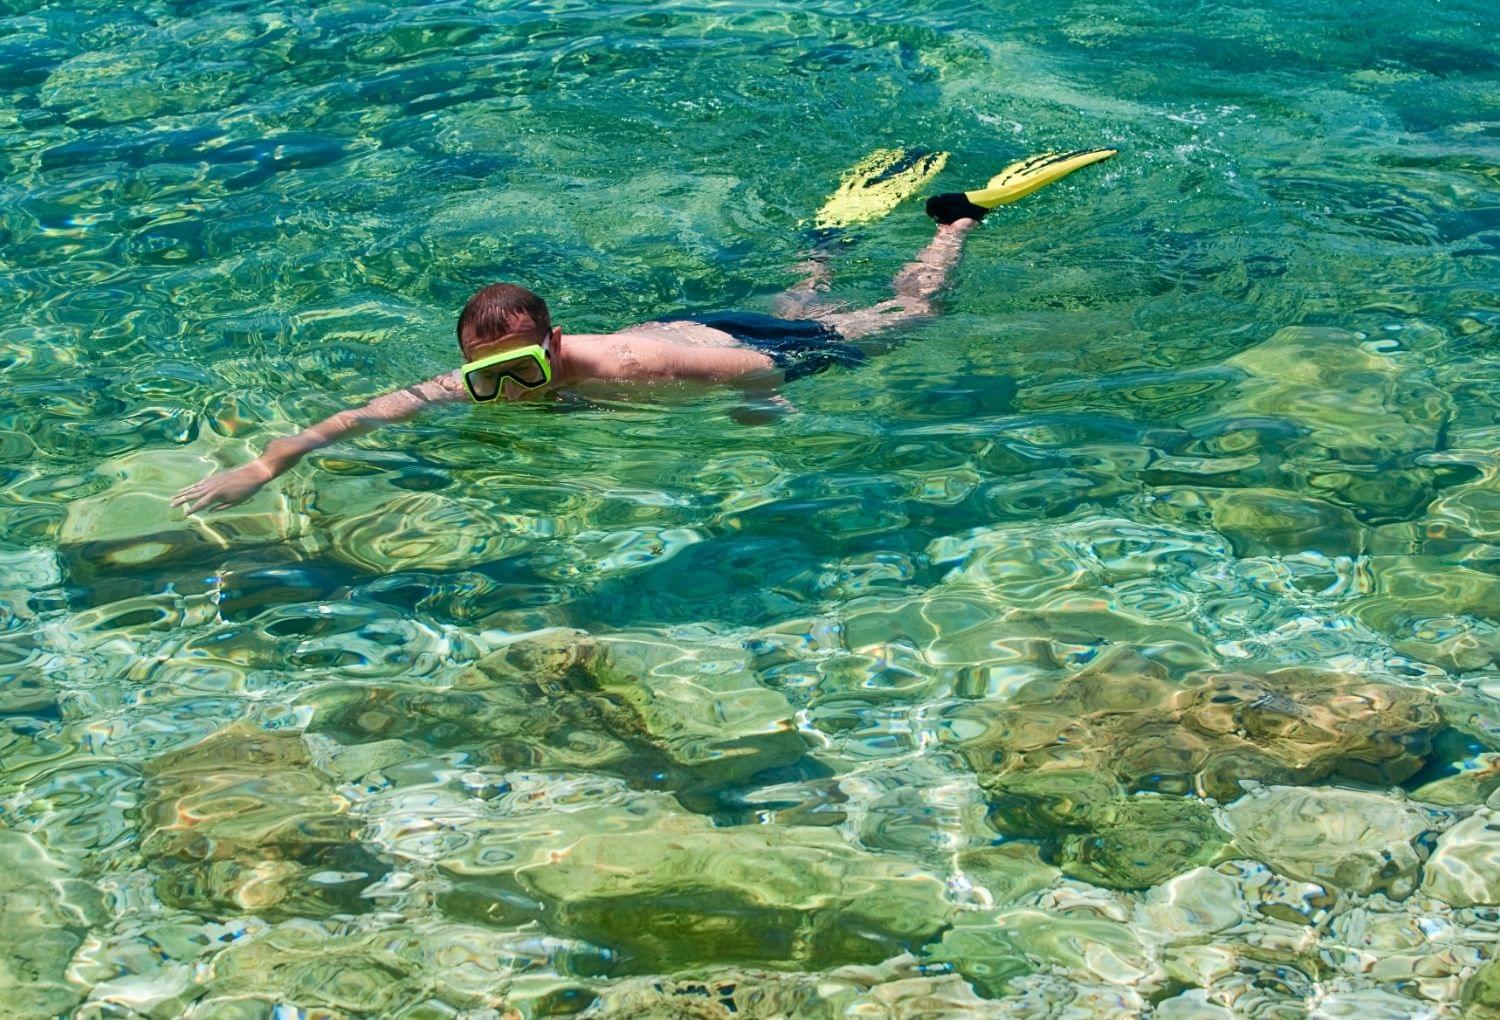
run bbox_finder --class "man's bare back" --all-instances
[552,322,780,386]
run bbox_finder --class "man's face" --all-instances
[463,314,563,401]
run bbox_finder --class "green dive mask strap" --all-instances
[461,342,553,402]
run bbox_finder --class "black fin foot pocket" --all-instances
[924,192,989,224]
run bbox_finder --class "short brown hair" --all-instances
[457,283,550,356]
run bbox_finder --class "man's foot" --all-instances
[789,257,833,292]
[926,192,990,225]
[773,257,839,320]
[925,148,1118,224]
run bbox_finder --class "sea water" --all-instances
[2,0,1498,1015]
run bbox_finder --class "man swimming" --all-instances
[172,149,1114,514]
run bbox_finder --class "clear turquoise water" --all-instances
[3,1,1500,1016]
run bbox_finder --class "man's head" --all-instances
[457,283,555,360]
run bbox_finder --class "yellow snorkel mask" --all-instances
[461,339,553,402]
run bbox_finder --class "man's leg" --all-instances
[771,254,838,320]
[816,217,979,340]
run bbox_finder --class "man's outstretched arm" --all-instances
[171,374,464,513]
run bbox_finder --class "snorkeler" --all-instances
[172,149,1114,514]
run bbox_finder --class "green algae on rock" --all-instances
[1156,485,1368,557]
[943,650,1451,893]
[416,777,952,971]
[954,843,1061,908]
[0,829,101,1017]
[932,905,1154,1000]
[574,632,816,811]
[511,819,952,972]
[581,954,991,1020]
[301,627,814,816]
[183,915,544,1018]
[56,443,311,579]
[1223,784,1448,898]
[1212,326,1450,492]
[139,722,387,918]
[946,650,1442,804]
[1465,959,1500,1019]
[1356,557,1500,672]
[1056,794,1230,890]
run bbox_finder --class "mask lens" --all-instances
[509,354,546,387]
[465,366,501,400]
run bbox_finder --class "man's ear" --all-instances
[550,326,562,344]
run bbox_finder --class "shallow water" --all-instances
[2,0,1499,1016]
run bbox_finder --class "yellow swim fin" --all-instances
[964,147,1116,209]
[813,147,950,230]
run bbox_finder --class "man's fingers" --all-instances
[173,474,257,515]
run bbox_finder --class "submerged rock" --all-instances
[1223,785,1446,898]
[513,819,951,973]
[1392,619,1500,673]
[139,723,386,918]
[1422,808,1500,908]
[302,681,545,750]
[932,906,1154,1000]
[443,630,816,814]
[581,634,816,812]
[0,829,101,1017]
[954,843,1059,907]
[1215,326,1448,461]
[460,627,597,686]
[924,853,1484,1014]
[1357,558,1500,670]
[1194,485,1365,556]
[183,915,540,1017]
[946,651,1443,893]
[1176,669,1440,794]
[1437,687,1500,753]
[1411,752,1500,806]
[57,444,309,582]
[429,783,949,974]
[1134,867,1246,942]
[1056,795,1230,891]
[1465,959,1500,1018]
[1325,892,1486,1006]
[1161,328,1454,528]
[948,649,1441,805]
[579,954,993,1020]
[1155,990,1235,1019]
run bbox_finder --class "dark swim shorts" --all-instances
[662,310,867,382]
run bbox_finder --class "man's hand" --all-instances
[170,460,276,514]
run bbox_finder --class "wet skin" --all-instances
[171,220,978,514]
